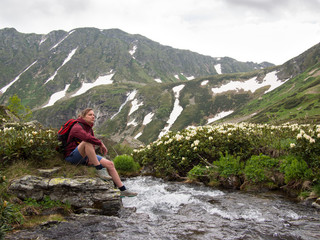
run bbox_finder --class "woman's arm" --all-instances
[68,123,102,146]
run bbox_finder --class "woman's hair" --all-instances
[78,108,93,118]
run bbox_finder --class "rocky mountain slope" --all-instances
[1,27,319,146]
[0,27,271,108]
[222,42,320,124]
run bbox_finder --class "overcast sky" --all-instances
[1,0,320,65]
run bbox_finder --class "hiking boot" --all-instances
[120,190,138,198]
[96,168,112,181]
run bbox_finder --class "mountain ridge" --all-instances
[0,27,319,146]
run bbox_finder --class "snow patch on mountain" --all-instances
[174,73,195,80]
[45,48,78,84]
[133,112,155,140]
[129,98,144,116]
[134,132,142,139]
[1,61,37,94]
[264,71,287,93]
[143,112,154,125]
[211,70,285,94]
[50,30,75,50]
[71,72,114,97]
[201,80,209,86]
[127,118,138,127]
[159,84,185,138]
[111,90,137,120]
[207,110,234,124]
[39,36,47,45]
[42,84,70,108]
[154,78,162,83]
[129,45,137,58]
[214,64,222,74]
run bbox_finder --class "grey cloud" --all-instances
[0,0,89,19]
[225,0,320,13]
[28,0,90,15]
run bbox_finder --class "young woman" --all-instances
[64,108,137,197]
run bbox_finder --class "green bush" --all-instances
[0,200,23,238]
[7,94,32,122]
[108,143,133,159]
[0,172,8,201]
[279,155,313,183]
[214,152,243,178]
[244,154,279,183]
[313,182,320,195]
[24,195,71,210]
[187,165,209,180]
[113,154,140,174]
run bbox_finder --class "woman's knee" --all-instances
[83,141,93,147]
[77,141,94,156]
[78,141,93,150]
[101,159,115,168]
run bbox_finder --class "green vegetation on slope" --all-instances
[227,64,320,124]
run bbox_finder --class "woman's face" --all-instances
[83,110,95,125]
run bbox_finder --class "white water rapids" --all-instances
[121,176,320,239]
[6,176,320,240]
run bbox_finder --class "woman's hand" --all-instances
[100,143,108,155]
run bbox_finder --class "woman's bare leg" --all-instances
[77,141,124,187]
[100,158,123,188]
[77,141,100,166]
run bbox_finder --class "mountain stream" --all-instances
[6,176,320,240]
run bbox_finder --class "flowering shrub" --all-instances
[0,122,59,166]
[133,123,319,184]
[289,125,320,169]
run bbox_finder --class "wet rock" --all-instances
[9,175,122,216]
[312,197,320,209]
[37,167,61,178]
[219,175,241,189]
[302,180,312,191]
[5,214,123,240]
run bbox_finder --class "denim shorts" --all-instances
[65,146,103,165]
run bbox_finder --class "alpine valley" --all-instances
[0,27,319,145]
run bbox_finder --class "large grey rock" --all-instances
[9,175,122,216]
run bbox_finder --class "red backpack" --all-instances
[57,119,83,152]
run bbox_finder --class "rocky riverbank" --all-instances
[8,167,123,216]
